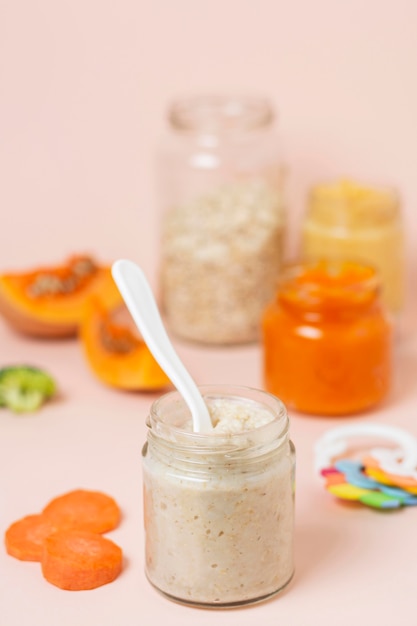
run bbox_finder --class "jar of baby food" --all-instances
[301,179,405,314]
[142,385,295,607]
[157,95,285,345]
[262,260,392,416]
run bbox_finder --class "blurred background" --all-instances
[1,0,416,313]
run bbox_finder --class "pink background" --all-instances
[1,2,417,625]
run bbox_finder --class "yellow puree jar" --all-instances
[301,179,405,314]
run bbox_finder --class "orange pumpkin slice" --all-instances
[80,297,171,391]
[0,255,121,338]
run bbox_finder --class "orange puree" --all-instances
[262,260,392,416]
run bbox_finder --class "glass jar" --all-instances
[141,385,295,608]
[301,179,405,315]
[157,95,285,345]
[262,260,392,416]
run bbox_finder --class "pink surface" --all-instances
[1,1,417,624]
[1,305,417,625]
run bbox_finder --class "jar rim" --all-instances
[276,259,381,311]
[148,384,289,451]
[308,179,400,226]
[168,95,275,134]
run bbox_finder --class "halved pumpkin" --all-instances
[80,297,171,391]
[0,255,121,338]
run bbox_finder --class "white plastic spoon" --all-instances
[111,259,213,433]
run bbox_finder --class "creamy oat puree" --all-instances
[142,389,295,607]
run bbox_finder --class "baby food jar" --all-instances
[262,260,392,416]
[301,179,405,315]
[157,95,286,345]
[142,385,295,608]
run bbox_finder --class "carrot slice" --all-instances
[4,514,59,562]
[42,489,121,533]
[41,529,123,590]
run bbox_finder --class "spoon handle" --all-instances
[111,259,213,433]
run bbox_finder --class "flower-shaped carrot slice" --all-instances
[42,489,121,533]
[5,514,58,561]
[41,529,123,590]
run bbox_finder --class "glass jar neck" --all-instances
[277,260,382,319]
[145,385,289,471]
[168,95,274,138]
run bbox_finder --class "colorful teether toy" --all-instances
[315,423,417,510]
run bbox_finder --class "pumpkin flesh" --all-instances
[0,256,121,337]
[81,298,171,391]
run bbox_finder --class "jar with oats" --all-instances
[142,385,295,608]
[157,95,286,344]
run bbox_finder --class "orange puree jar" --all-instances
[262,260,392,416]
